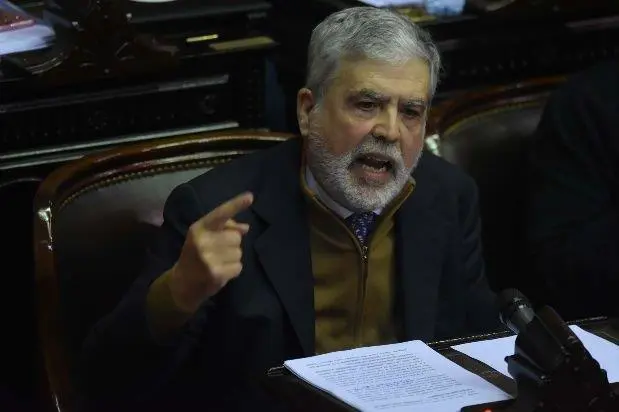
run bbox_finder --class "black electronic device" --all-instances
[463,289,619,412]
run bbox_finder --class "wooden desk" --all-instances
[263,317,619,411]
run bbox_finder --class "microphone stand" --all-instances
[465,308,619,412]
[502,308,619,412]
[505,341,619,411]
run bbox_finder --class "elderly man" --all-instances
[78,7,499,411]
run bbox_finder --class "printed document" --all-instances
[453,325,619,382]
[284,340,511,411]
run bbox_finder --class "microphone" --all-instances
[498,288,577,373]
[494,289,618,412]
[498,288,535,335]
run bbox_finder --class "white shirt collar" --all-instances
[305,165,383,219]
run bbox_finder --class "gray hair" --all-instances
[306,7,441,102]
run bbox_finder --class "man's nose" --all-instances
[373,106,401,142]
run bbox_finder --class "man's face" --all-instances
[298,58,430,212]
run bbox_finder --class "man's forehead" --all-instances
[333,58,430,102]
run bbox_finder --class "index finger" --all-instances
[201,192,253,229]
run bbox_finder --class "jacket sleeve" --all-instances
[77,183,209,402]
[525,75,619,320]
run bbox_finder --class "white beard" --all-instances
[306,125,421,212]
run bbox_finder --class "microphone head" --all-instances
[498,288,531,309]
[498,288,535,333]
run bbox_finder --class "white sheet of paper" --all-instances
[0,23,54,56]
[284,340,511,412]
[0,0,55,56]
[453,325,619,383]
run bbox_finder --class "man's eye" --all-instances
[357,101,377,111]
[402,109,421,119]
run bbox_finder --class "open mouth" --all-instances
[354,153,393,173]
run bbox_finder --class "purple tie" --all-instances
[345,212,378,246]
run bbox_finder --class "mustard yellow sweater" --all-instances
[300,175,413,354]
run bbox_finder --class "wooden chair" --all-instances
[33,130,295,412]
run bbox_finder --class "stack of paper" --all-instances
[285,340,511,412]
[0,0,55,56]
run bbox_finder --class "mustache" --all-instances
[350,135,404,167]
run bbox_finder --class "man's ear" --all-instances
[297,88,315,137]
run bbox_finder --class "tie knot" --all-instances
[345,212,378,246]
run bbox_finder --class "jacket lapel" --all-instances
[252,139,315,356]
[396,162,450,342]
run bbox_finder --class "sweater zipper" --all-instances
[319,207,373,347]
[354,241,369,347]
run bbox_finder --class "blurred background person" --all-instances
[526,60,619,320]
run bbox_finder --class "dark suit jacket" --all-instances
[525,61,619,320]
[78,138,500,411]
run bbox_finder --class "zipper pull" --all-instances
[362,245,368,261]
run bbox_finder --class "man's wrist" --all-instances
[146,269,195,339]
